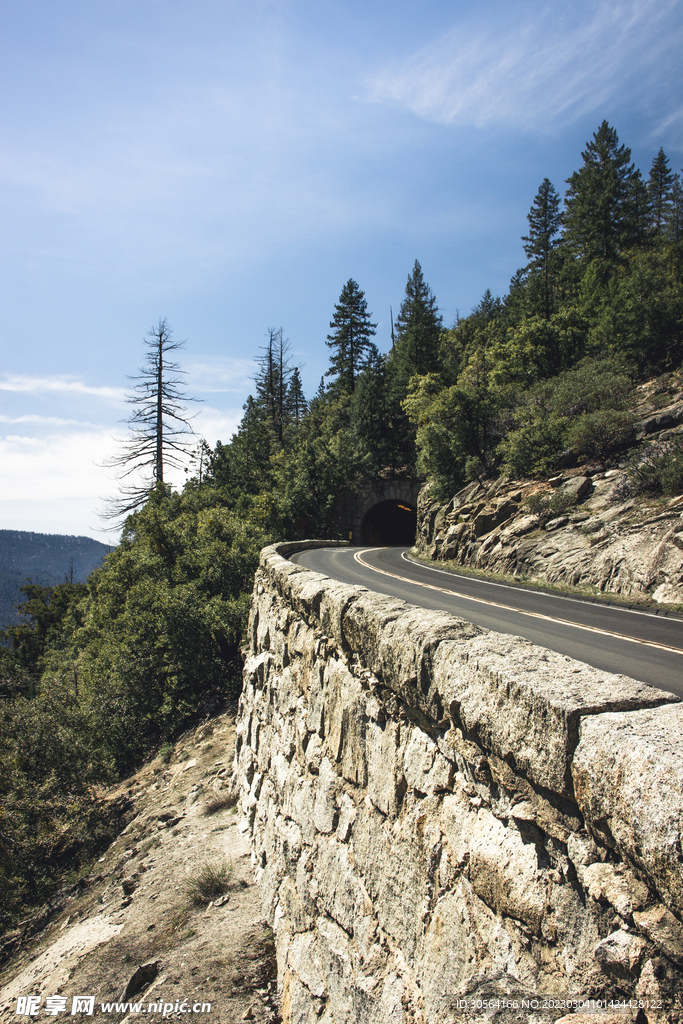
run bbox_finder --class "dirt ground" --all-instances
[0,712,279,1024]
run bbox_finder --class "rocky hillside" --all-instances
[0,711,279,1024]
[416,377,683,608]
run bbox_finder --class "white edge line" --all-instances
[351,548,683,658]
[400,550,678,623]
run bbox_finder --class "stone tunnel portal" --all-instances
[360,499,417,546]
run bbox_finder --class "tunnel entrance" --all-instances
[360,500,417,546]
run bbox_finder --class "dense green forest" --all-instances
[2,120,682,935]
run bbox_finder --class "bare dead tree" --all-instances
[101,318,199,520]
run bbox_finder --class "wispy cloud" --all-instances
[187,356,257,394]
[366,0,682,133]
[0,375,125,402]
[0,424,191,535]
[0,414,95,427]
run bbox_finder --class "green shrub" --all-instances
[0,483,270,936]
[523,489,578,525]
[496,356,635,479]
[660,446,683,495]
[0,679,121,930]
[498,417,569,478]
[626,438,683,497]
[567,408,636,461]
[547,355,634,418]
[159,742,174,764]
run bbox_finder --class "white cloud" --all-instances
[187,356,257,394]
[0,414,95,427]
[0,429,119,501]
[0,498,116,541]
[366,0,682,133]
[0,423,201,533]
[0,404,245,535]
[0,375,125,402]
[192,405,243,446]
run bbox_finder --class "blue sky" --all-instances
[0,0,681,538]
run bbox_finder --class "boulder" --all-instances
[573,704,683,913]
[560,475,590,501]
[594,929,647,977]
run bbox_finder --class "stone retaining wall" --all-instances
[233,542,683,1023]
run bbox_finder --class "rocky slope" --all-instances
[416,379,683,608]
[0,712,279,1023]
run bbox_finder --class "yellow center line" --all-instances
[353,548,683,657]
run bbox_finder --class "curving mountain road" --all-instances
[289,545,683,697]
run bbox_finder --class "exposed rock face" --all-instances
[416,475,683,606]
[234,542,683,1023]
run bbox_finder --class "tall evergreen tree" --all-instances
[325,279,377,395]
[563,121,635,262]
[625,169,649,248]
[254,327,293,442]
[227,396,273,494]
[522,178,562,319]
[647,148,674,238]
[350,345,386,472]
[471,288,502,325]
[668,173,683,244]
[393,260,442,380]
[286,367,308,424]
[350,343,412,475]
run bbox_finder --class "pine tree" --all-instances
[668,173,683,244]
[184,438,212,486]
[286,367,308,424]
[563,121,636,261]
[522,178,562,319]
[393,260,442,380]
[254,327,293,442]
[325,279,377,394]
[350,345,389,473]
[231,396,273,494]
[625,169,649,247]
[647,148,674,238]
[471,289,502,324]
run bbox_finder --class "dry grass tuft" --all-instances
[184,861,233,905]
[201,791,237,816]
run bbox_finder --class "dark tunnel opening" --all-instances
[360,500,417,546]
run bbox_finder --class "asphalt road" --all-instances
[290,545,683,697]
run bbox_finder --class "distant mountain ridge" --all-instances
[0,530,112,628]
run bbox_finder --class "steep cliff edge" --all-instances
[235,542,683,1024]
